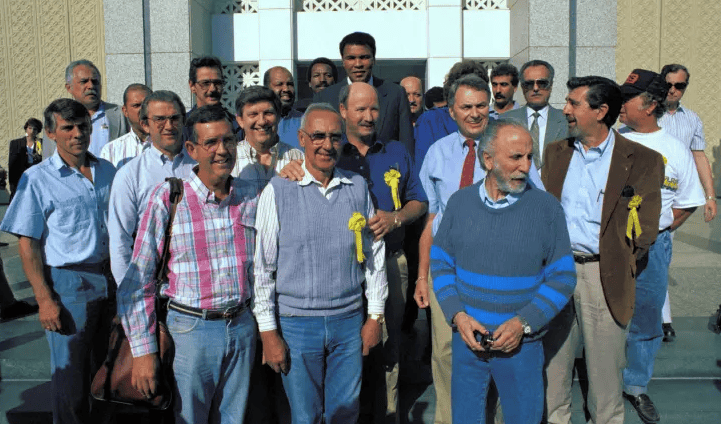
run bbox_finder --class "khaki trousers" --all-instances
[428,270,453,424]
[544,262,627,424]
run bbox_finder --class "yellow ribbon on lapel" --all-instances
[35,140,42,155]
[348,212,367,263]
[626,195,643,240]
[384,169,401,210]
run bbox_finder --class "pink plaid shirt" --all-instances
[118,170,260,357]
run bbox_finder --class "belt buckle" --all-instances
[222,306,237,320]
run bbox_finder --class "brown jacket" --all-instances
[542,130,664,326]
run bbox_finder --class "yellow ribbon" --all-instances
[626,195,643,240]
[348,212,367,263]
[35,140,42,155]
[384,169,401,210]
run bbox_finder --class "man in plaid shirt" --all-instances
[117,104,260,423]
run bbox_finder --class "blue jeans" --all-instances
[45,265,112,424]
[280,309,363,424]
[167,307,256,424]
[624,230,672,395]
[452,332,544,424]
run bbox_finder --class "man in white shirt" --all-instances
[101,84,152,168]
[618,69,705,424]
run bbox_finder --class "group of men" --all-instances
[1,27,715,424]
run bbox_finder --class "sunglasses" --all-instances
[668,82,688,90]
[300,130,343,145]
[521,79,551,90]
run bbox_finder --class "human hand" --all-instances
[361,318,382,356]
[704,198,717,222]
[38,297,62,332]
[414,278,430,308]
[368,210,399,241]
[490,316,524,353]
[453,312,489,352]
[132,353,161,399]
[278,159,305,181]
[260,330,289,374]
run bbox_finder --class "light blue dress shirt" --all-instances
[277,109,303,149]
[108,145,196,283]
[89,102,111,158]
[419,131,545,235]
[560,130,615,254]
[0,151,117,267]
[478,178,523,209]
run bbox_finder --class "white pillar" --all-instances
[426,0,463,88]
[258,0,296,79]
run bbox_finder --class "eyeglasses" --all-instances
[520,79,551,90]
[150,115,183,126]
[300,130,343,145]
[195,79,225,90]
[668,82,688,90]
[197,136,238,152]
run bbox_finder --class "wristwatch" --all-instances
[517,315,532,335]
[369,314,385,325]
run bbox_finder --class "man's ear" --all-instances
[339,103,347,121]
[596,103,609,124]
[482,150,494,171]
[185,140,197,160]
[235,115,244,131]
[297,130,306,149]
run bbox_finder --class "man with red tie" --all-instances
[415,74,544,423]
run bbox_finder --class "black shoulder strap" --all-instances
[154,178,184,283]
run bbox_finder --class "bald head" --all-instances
[340,82,379,143]
[264,66,295,115]
[401,76,423,115]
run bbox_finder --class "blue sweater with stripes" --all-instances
[431,182,576,339]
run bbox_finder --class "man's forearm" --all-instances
[692,151,715,198]
[671,207,696,231]
[397,200,427,227]
[18,237,52,302]
[417,213,436,280]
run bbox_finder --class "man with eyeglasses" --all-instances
[108,90,196,286]
[264,66,304,148]
[119,104,259,423]
[254,103,388,423]
[501,60,568,172]
[184,56,241,140]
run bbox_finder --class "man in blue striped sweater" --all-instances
[430,120,576,424]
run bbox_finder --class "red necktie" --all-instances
[459,139,476,189]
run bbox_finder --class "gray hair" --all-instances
[519,60,554,85]
[639,92,667,119]
[447,75,491,109]
[300,103,343,132]
[477,119,530,171]
[65,59,100,84]
[338,83,379,108]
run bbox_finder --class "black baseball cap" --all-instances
[620,69,669,99]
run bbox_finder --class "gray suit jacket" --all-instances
[313,77,415,158]
[500,104,568,169]
[42,101,128,160]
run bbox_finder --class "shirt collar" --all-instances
[91,101,106,120]
[455,131,480,147]
[526,104,549,120]
[298,162,353,187]
[346,75,374,86]
[49,149,98,171]
[149,144,188,163]
[341,138,384,156]
[478,178,525,208]
[241,139,282,162]
[573,128,615,156]
[188,166,235,204]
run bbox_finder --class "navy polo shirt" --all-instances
[337,139,427,253]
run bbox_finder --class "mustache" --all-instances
[494,93,508,99]
[84,90,98,96]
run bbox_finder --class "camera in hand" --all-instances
[474,331,494,349]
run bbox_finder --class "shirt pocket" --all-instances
[52,198,91,231]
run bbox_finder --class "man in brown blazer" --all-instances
[541,76,664,424]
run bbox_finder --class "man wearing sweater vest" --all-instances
[431,120,576,424]
[617,69,705,423]
[253,103,388,423]
[542,76,664,424]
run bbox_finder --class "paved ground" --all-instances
[1,194,720,423]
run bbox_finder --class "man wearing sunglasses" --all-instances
[254,103,388,423]
[501,60,568,172]
[108,91,196,287]
[657,64,716,342]
[119,104,259,423]
[184,56,241,140]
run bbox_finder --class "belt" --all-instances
[573,253,600,264]
[168,299,250,320]
[659,226,671,234]
[386,248,404,259]
[56,260,109,274]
